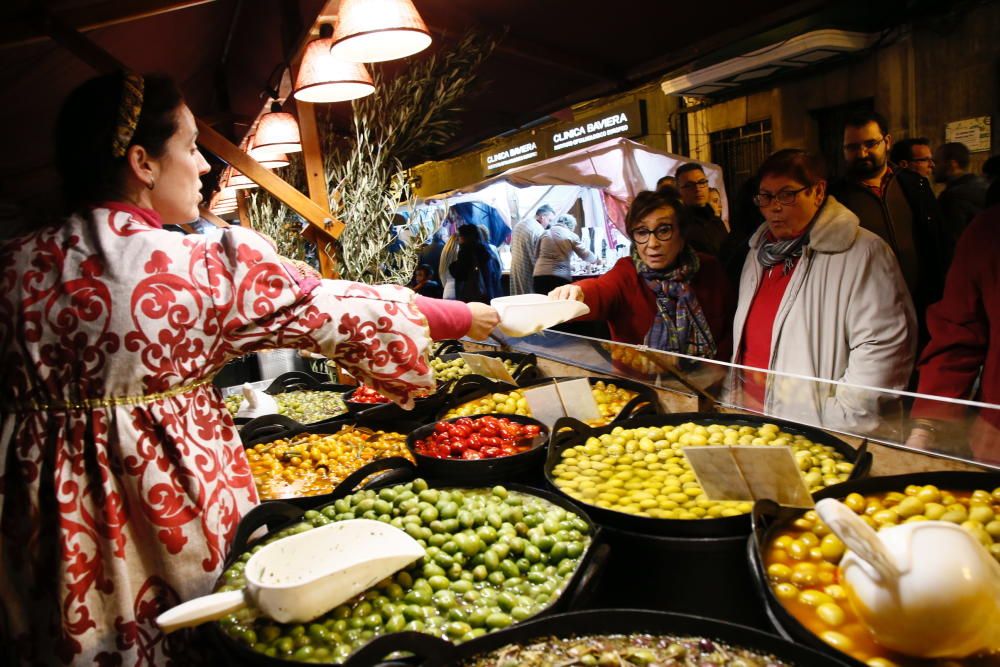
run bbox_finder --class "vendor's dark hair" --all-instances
[626,190,689,237]
[55,72,183,211]
[756,149,827,187]
[416,263,434,277]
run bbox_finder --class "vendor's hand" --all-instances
[466,302,500,340]
[548,284,585,302]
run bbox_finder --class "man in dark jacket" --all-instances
[934,141,988,247]
[829,110,948,335]
[675,162,729,256]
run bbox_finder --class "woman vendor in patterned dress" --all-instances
[0,72,499,665]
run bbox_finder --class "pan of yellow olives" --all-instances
[544,413,871,538]
[438,376,660,427]
[239,415,424,509]
[749,471,1000,667]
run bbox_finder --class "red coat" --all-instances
[913,205,1000,427]
[574,254,736,360]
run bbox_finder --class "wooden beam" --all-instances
[296,100,339,278]
[2,1,216,50]
[235,191,251,229]
[195,119,343,238]
[199,207,231,228]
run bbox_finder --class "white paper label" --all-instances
[522,384,566,429]
[552,378,601,422]
[459,353,516,384]
[683,445,814,508]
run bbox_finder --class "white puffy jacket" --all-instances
[730,195,917,435]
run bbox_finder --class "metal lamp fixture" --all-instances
[294,23,375,102]
[252,102,302,154]
[329,0,432,63]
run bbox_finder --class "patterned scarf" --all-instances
[633,245,718,358]
[756,223,813,275]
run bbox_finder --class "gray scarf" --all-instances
[757,224,813,275]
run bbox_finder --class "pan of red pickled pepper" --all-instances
[406,414,550,484]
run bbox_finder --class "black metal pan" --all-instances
[424,608,850,666]
[211,480,609,667]
[406,414,549,485]
[239,416,424,510]
[544,412,872,538]
[749,470,1000,667]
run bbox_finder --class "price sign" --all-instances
[683,446,814,508]
[459,353,517,384]
[522,379,601,428]
[552,378,600,422]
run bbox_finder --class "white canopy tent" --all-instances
[417,137,728,246]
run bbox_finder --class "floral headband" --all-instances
[111,72,144,158]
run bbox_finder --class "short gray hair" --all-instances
[554,213,576,230]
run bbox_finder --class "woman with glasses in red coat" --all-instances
[548,189,735,360]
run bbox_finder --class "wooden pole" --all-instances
[235,191,252,229]
[196,120,343,239]
[296,100,339,277]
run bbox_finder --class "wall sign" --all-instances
[546,101,647,153]
[945,116,992,153]
[481,138,542,175]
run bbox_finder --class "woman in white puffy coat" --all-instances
[730,149,916,435]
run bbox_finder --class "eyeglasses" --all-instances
[680,178,709,190]
[843,137,885,154]
[630,224,675,243]
[752,187,809,207]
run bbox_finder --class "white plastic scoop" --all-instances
[156,519,424,633]
[490,294,590,337]
[233,383,279,420]
[815,498,1000,659]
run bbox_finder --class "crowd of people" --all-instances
[407,110,997,465]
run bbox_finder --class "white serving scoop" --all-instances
[815,498,1000,659]
[156,519,425,633]
[234,383,279,420]
[490,294,590,337]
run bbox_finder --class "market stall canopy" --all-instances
[422,138,726,235]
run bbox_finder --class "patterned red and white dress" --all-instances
[0,204,435,665]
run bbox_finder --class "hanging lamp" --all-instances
[329,0,432,63]
[249,146,290,169]
[252,102,302,154]
[294,23,375,102]
[227,171,259,190]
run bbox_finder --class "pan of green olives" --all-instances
[209,478,607,665]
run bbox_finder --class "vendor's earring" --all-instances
[147,178,155,191]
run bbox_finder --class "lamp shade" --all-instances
[227,172,259,190]
[295,25,375,102]
[253,102,302,154]
[330,0,432,63]
[249,146,290,169]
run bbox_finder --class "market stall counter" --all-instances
[210,331,996,665]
